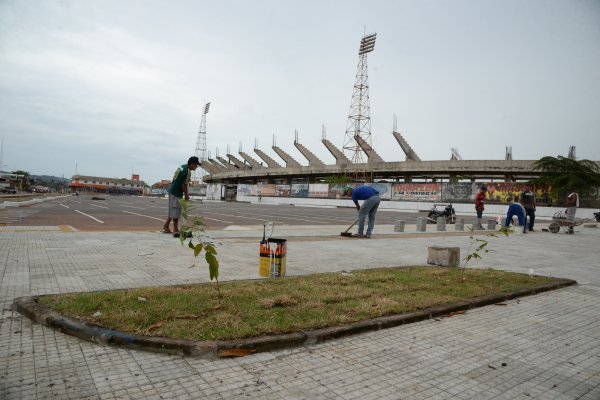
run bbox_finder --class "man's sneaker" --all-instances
[352,233,364,238]
[365,234,371,238]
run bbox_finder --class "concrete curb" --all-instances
[13,278,576,359]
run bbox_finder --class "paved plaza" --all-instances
[1,220,599,399]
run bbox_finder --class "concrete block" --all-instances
[455,218,464,231]
[427,246,460,268]
[394,220,405,232]
[416,217,427,232]
[436,218,446,231]
[487,219,496,230]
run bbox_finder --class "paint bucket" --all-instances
[259,238,287,278]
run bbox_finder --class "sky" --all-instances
[1,0,599,185]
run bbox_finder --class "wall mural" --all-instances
[235,182,600,207]
[291,183,309,198]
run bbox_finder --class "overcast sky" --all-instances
[1,0,599,185]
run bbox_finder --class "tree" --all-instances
[323,175,352,185]
[532,156,600,199]
[11,170,30,177]
[178,199,222,303]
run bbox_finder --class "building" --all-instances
[69,174,146,195]
[150,179,171,196]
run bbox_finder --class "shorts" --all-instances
[168,194,182,219]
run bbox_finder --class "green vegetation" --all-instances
[532,156,600,198]
[464,227,510,267]
[39,267,557,341]
[178,199,221,300]
[323,175,352,185]
[11,170,29,177]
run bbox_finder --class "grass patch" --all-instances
[38,267,557,341]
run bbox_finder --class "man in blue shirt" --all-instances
[343,185,381,238]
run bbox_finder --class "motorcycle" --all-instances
[427,203,456,224]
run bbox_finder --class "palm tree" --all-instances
[532,156,600,201]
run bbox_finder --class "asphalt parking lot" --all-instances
[1,194,491,232]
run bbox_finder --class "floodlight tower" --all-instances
[194,102,210,182]
[342,32,377,166]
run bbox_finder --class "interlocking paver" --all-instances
[1,224,599,399]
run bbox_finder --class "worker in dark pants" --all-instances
[521,186,536,231]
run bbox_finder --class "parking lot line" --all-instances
[122,210,165,221]
[74,210,104,223]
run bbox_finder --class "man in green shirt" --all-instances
[162,156,200,234]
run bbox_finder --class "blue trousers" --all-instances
[504,203,526,232]
[358,194,381,235]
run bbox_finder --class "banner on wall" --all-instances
[391,183,441,201]
[484,182,531,203]
[237,184,254,196]
[235,181,575,206]
[257,184,276,197]
[291,183,309,198]
[308,183,329,198]
[275,185,291,197]
[479,182,556,206]
[329,183,351,198]
[367,182,392,200]
[440,183,474,202]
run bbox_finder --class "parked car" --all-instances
[0,184,17,194]
[32,186,49,193]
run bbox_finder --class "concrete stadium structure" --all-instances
[201,131,540,184]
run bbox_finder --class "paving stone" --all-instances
[1,226,599,399]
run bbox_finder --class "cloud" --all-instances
[1,0,599,184]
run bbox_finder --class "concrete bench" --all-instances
[427,246,460,268]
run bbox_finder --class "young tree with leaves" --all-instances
[532,156,600,204]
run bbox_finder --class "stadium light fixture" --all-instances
[359,33,377,55]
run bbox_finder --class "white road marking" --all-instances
[122,210,164,221]
[74,210,104,223]
[202,216,235,224]
[123,210,234,224]
[199,208,346,224]
[59,204,70,208]
[89,203,108,209]
[202,211,277,222]
[115,204,148,210]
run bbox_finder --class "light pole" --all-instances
[342,32,377,175]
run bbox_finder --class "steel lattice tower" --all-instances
[342,33,376,166]
[193,102,210,182]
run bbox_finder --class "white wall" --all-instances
[237,195,599,220]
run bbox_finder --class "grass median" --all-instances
[39,266,558,341]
